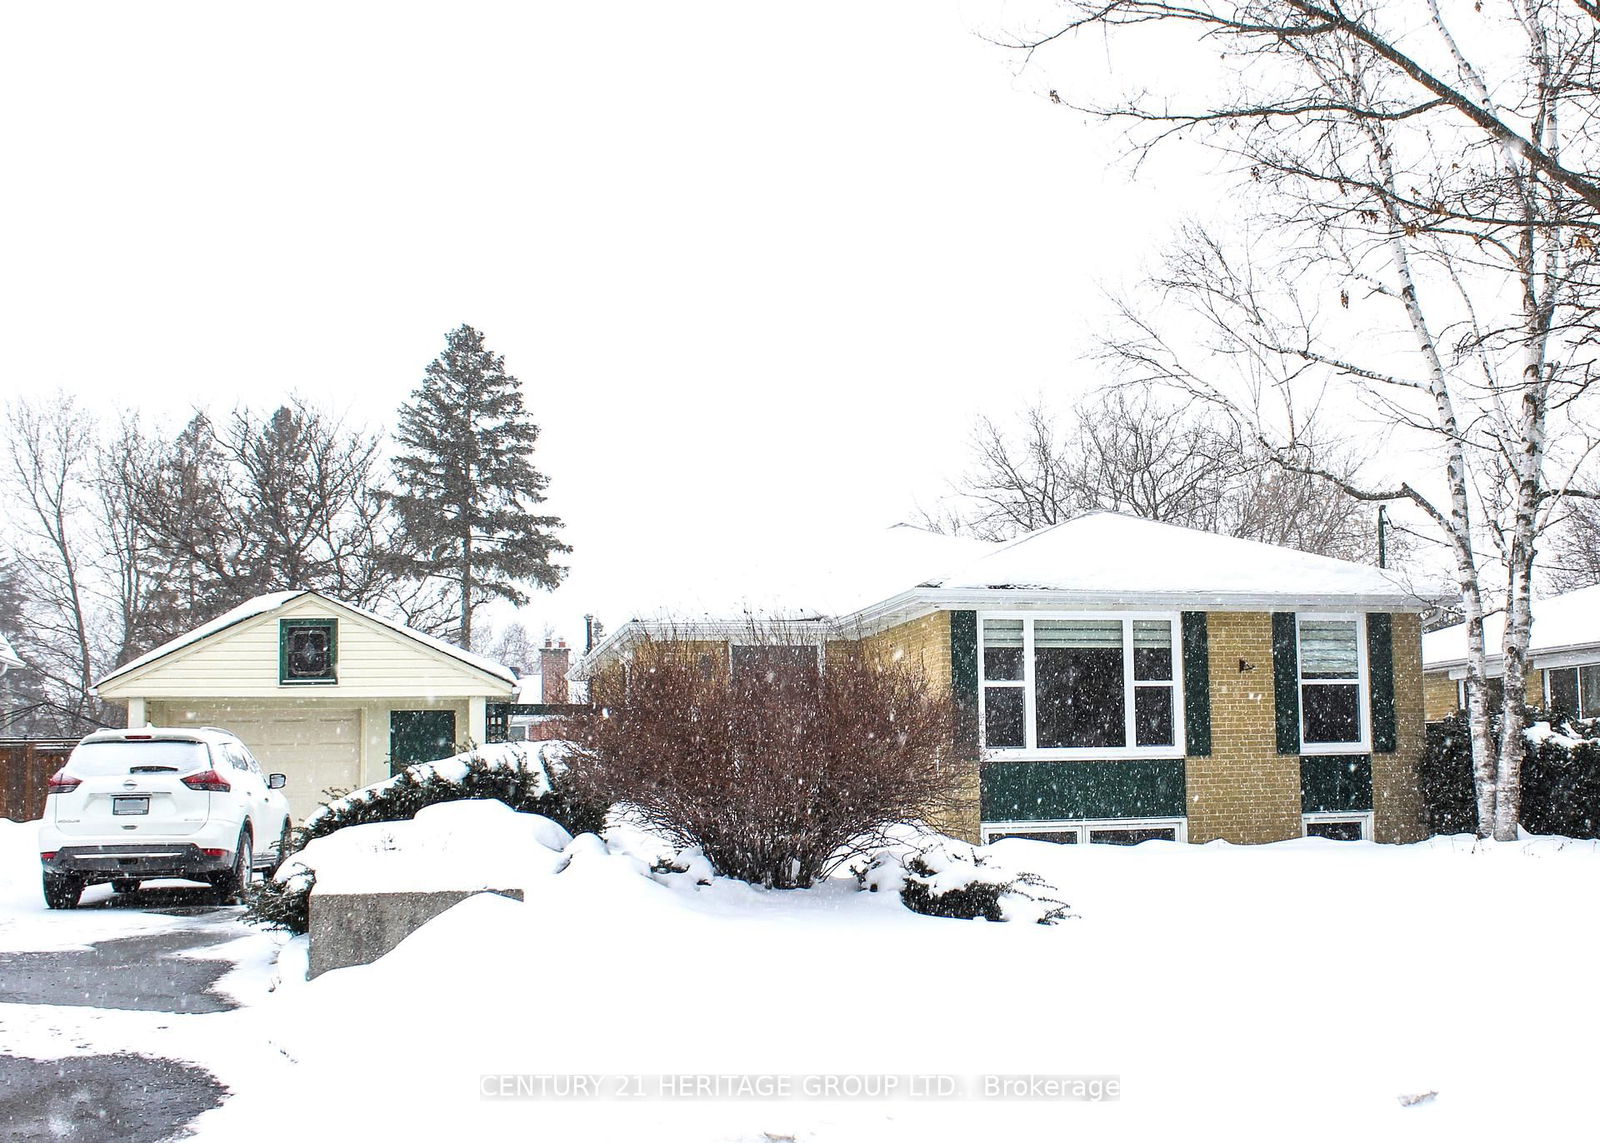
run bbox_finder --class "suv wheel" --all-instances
[43,872,84,910]
[111,878,140,896]
[210,830,252,905]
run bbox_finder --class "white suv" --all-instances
[38,726,292,909]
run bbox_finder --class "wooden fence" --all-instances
[0,740,75,822]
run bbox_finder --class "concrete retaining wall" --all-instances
[308,888,524,978]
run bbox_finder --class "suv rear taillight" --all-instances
[181,769,232,793]
[46,770,80,795]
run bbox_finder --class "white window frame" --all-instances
[1545,662,1600,719]
[1300,811,1373,841]
[982,817,1189,845]
[1295,612,1371,755]
[977,611,1186,761]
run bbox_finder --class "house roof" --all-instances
[572,512,1430,680]
[928,512,1424,608]
[1423,583,1600,672]
[0,631,22,672]
[95,590,518,689]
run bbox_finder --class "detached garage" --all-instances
[94,591,518,822]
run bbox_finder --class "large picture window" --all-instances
[1548,664,1600,719]
[1297,615,1367,751]
[979,614,1182,757]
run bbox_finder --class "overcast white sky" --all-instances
[0,1,1198,650]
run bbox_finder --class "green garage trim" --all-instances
[981,759,1187,822]
[950,610,979,758]
[1181,611,1211,757]
[1366,613,1398,753]
[1301,754,1373,814]
[1272,612,1300,755]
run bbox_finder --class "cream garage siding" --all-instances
[159,702,361,824]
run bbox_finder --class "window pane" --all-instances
[984,686,1025,748]
[1298,619,1359,679]
[1549,668,1578,716]
[984,647,1024,682]
[1087,826,1177,845]
[1302,682,1361,743]
[1134,686,1174,747]
[1133,620,1173,681]
[1035,619,1122,648]
[287,629,332,677]
[1581,666,1600,719]
[991,830,1079,844]
[983,619,1023,646]
[1036,646,1125,749]
[1306,819,1363,841]
[731,645,818,692]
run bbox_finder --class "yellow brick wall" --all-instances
[1423,671,1458,722]
[1374,614,1426,843]
[1186,612,1302,843]
[1421,666,1545,722]
[855,612,979,843]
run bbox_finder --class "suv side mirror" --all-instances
[267,773,287,790]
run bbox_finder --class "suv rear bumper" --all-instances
[42,844,234,883]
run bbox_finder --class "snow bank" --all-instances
[191,829,1600,1143]
[284,799,574,896]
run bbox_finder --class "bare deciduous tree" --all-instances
[1003,0,1600,837]
[922,390,1380,559]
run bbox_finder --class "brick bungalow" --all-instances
[1422,583,1600,722]
[572,512,1433,846]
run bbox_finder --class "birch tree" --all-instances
[1001,0,1600,838]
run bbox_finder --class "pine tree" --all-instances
[389,325,569,647]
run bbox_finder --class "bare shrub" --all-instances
[568,629,967,889]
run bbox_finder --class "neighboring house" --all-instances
[572,512,1434,846]
[493,638,590,743]
[1421,583,1600,721]
[0,632,22,676]
[94,591,518,822]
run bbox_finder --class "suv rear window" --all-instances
[67,741,212,775]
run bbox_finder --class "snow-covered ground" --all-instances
[5,808,1599,1141]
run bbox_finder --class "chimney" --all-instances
[540,638,570,704]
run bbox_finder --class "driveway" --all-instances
[0,886,261,1142]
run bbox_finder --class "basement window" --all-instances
[1302,812,1372,841]
[983,818,1187,845]
[280,619,337,685]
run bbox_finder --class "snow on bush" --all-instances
[247,741,607,933]
[858,839,1072,924]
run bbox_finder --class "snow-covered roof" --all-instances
[573,513,1429,680]
[0,631,22,672]
[929,512,1424,608]
[96,590,517,688]
[1423,583,1600,672]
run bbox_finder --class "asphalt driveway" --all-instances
[0,888,257,1142]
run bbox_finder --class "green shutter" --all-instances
[949,611,979,758]
[1272,612,1300,755]
[1366,613,1397,753]
[1181,612,1211,757]
[981,759,1187,821]
[1301,754,1373,813]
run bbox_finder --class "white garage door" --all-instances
[173,705,361,824]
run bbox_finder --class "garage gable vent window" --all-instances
[280,619,337,685]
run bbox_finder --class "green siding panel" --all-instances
[1272,612,1300,755]
[1366,613,1398,753]
[1301,754,1373,813]
[949,610,980,759]
[1181,611,1212,757]
[981,760,1187,822]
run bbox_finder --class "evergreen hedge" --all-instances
[1421,709,1600,837]
[245,746,607,934]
